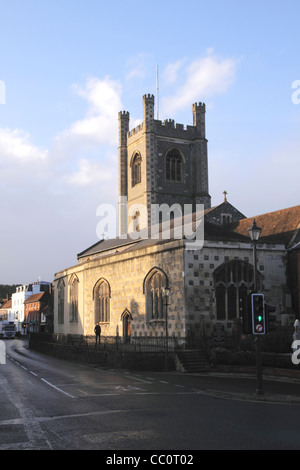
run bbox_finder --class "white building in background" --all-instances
[12,281,51,334]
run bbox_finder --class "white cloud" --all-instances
[57,77,122,148]
[48,76,122,193]
[163,59,186,84]
[72,77,122,117]
[65,157,113,186]
[162,53,238,115]
[0,128,48,162]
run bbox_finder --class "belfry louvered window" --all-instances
[166,149,182,182]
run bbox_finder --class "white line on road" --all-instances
[127,376,152,383]
[40,378,75,399]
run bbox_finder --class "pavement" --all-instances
[194,364,300,404]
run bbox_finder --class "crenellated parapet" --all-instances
[128,122,144,137]
[124,97,206,141]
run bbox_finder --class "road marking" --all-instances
[29,371,38,377]
[36,408,149,423]
[115,385,146,392]
[40,378,75,399]
[127,376,151,383]
[134,391,203,395]
[1,379,52,450]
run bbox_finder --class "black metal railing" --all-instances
[29,332,210,354]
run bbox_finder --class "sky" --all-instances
[0,0,299,285]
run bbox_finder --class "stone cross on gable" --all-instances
[223,190,228,202]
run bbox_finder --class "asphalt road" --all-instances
[1,338,300,451]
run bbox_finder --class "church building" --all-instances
[53,94,300,341]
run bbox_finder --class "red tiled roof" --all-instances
[0,299,12,309]
[24,292,47,304]
[231,205,300,244]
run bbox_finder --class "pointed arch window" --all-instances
[166,149,183,182]
[214,260,262,321]
[69,274,79,322]
[131,152,142,187]
[94,279,111,324]
[144,268,168,322]
[57,278,65,324]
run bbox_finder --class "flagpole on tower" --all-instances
[156,65,159,120]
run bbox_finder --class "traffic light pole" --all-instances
[252,240,264,395]
[255,336,264,395]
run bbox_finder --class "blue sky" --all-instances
[0,0,299,284]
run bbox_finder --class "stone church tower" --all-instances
[118,94,211,236]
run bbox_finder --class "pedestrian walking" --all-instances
[94,322,101,345]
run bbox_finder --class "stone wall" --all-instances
[54,239,185,339]
[184,239,287,335]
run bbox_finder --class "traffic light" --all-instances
[265,304,276,332]
[251,293,266,335]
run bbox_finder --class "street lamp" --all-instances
[248,219,262,292]
[163,286,171,372]
[248,219,264,395]
[248,219,262,242]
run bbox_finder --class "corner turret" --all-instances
[143,94,155,130]
[192,102,206,138]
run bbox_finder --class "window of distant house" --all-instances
[166,149,183,182]
[69,275,79,322]
[131,152,142,187]
[57,278,65,324]
[94,279,110,324]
